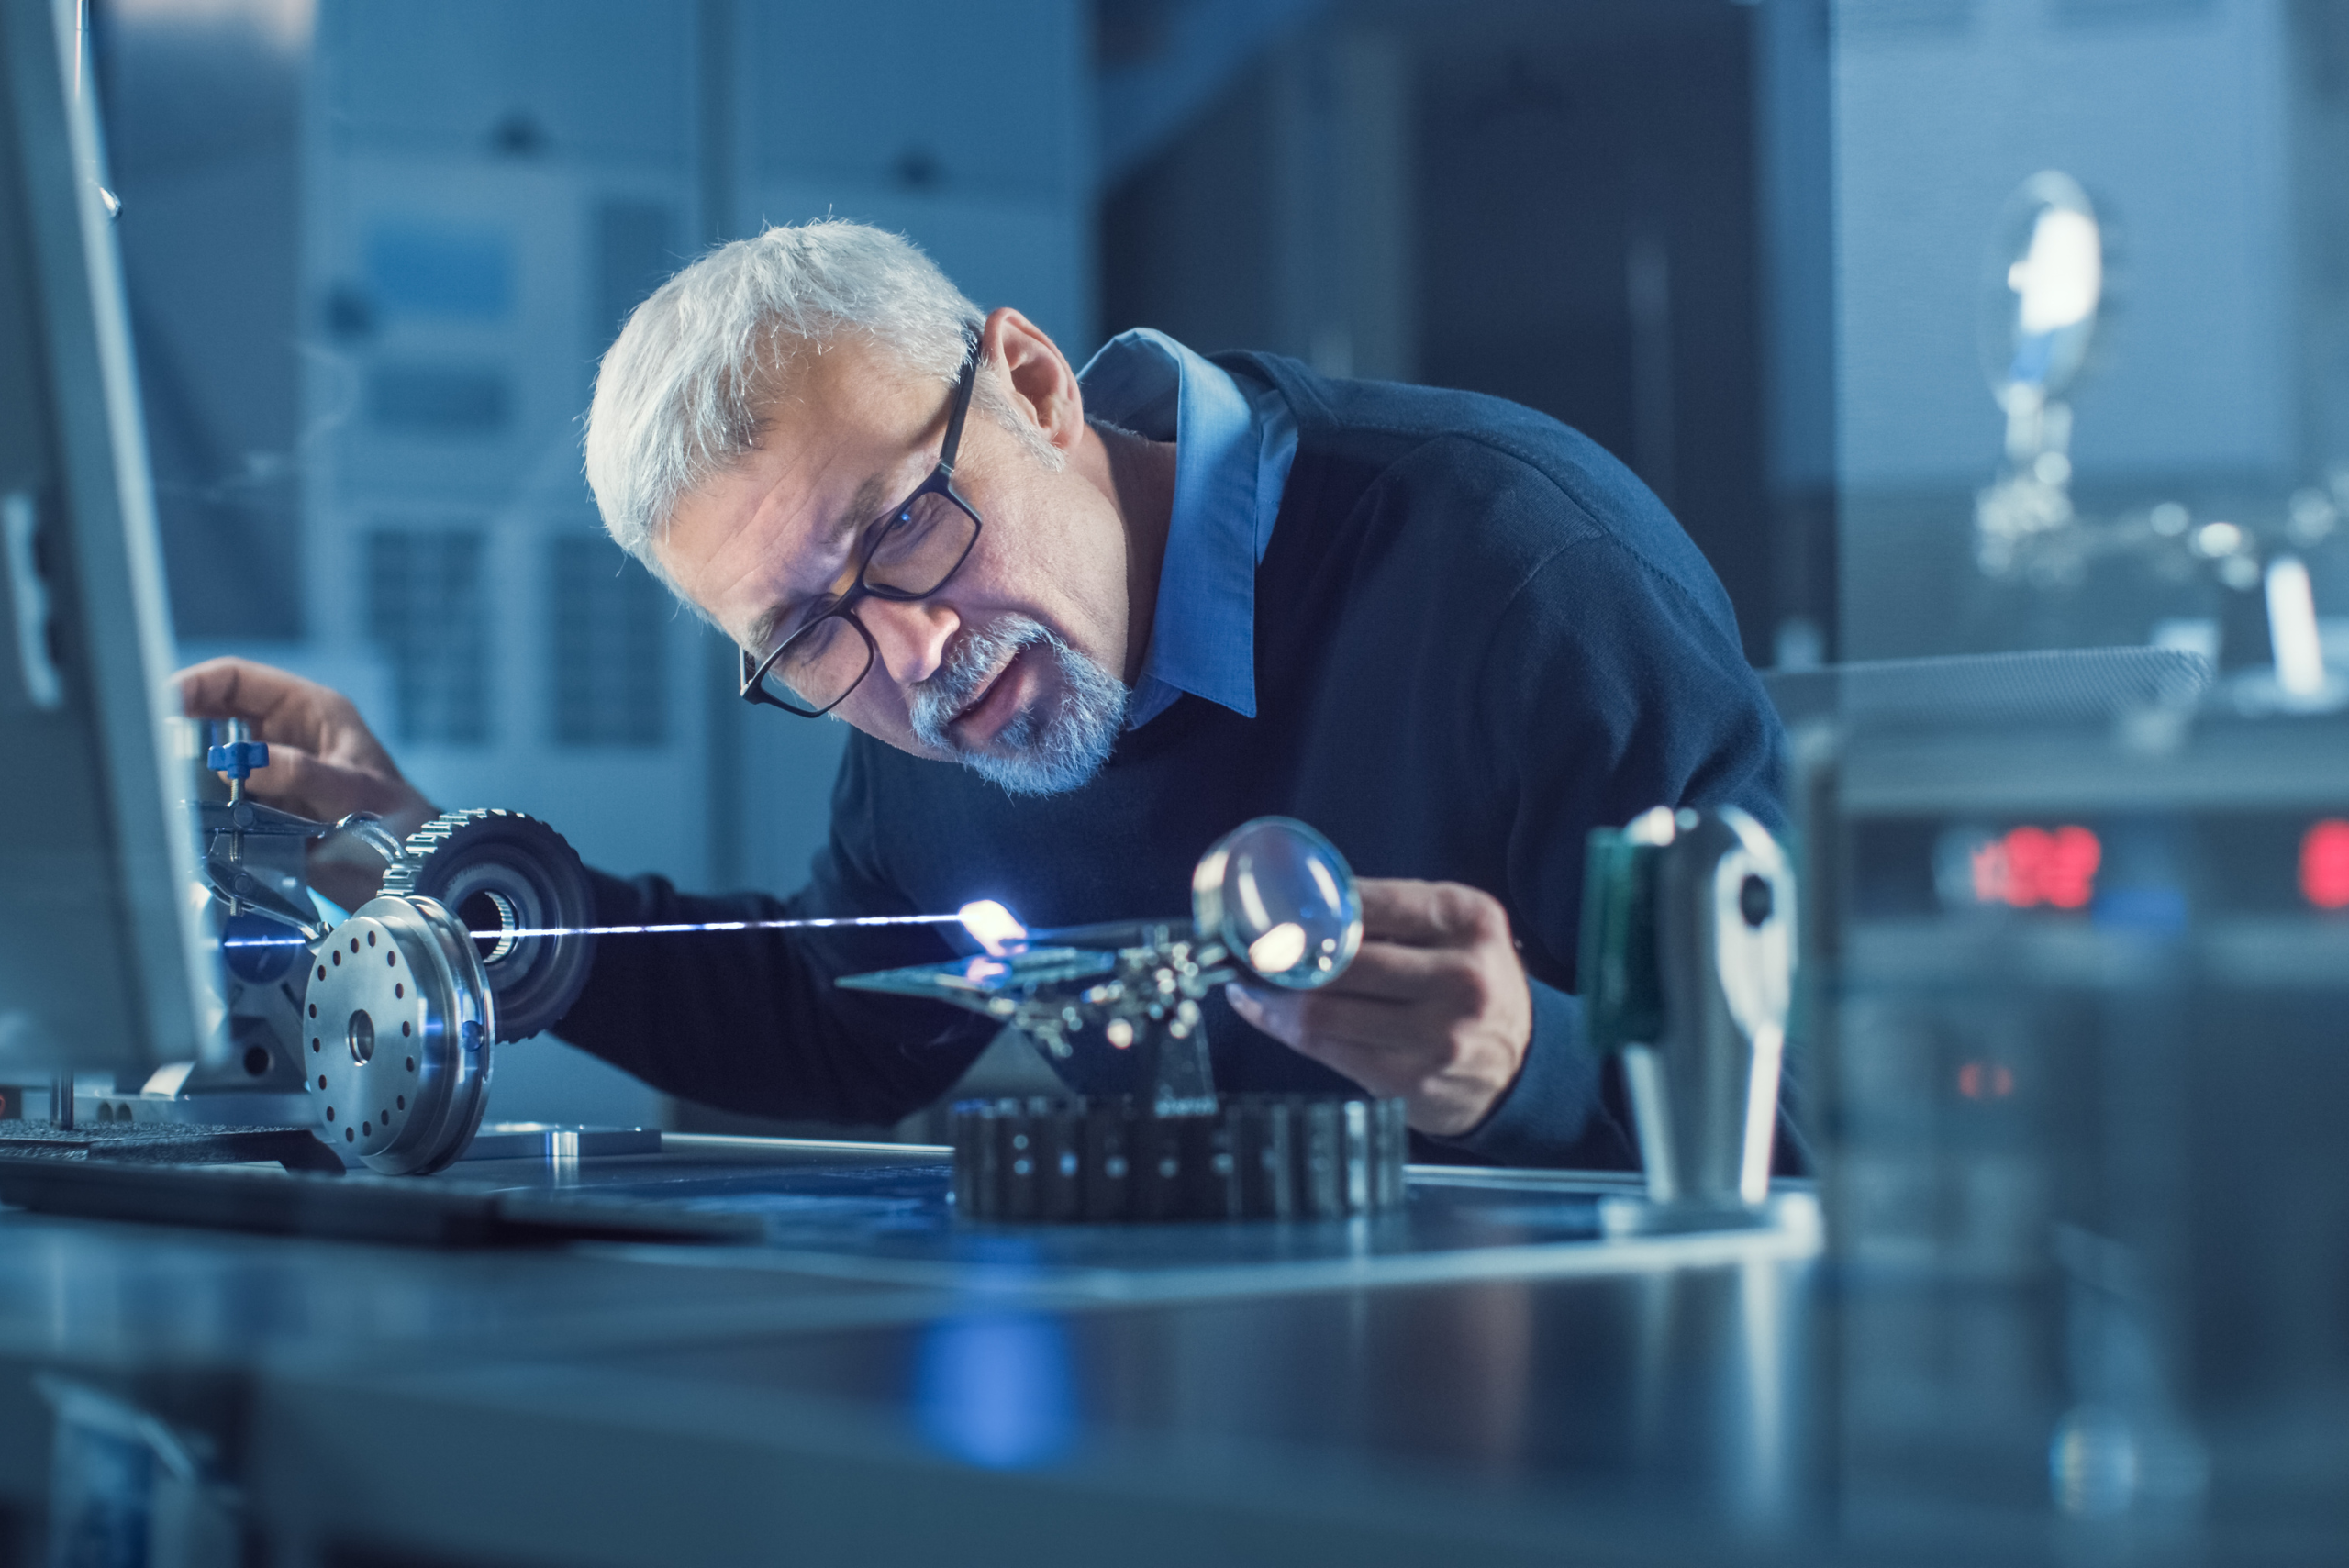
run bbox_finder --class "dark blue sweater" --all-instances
[552,355,1786,1168]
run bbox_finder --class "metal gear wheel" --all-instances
[303,894,493,1175]
[381,809,597,1041]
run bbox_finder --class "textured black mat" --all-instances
[0,1147,761,1248]
[0,1118,342,1172]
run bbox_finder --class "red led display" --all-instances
[2300,820,2349,910]
[1957,1061,2015,1101]
[1971,825,2101,910]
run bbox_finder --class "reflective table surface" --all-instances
[443,1134,1820,1296]
[0,1136,2337,1567]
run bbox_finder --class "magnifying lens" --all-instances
[1191,817,1363,989]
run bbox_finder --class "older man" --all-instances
[183,219,1782,1168]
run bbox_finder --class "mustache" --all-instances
[907,617,1054,746]
[905,615,1130,795]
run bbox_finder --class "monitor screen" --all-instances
[0,0,215,1082]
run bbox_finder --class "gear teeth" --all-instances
[372,808,596,1041]
[383,808,521,897]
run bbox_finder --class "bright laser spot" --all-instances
[956,900,1027,956]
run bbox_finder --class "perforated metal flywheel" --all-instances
[304,894,494,1175]
[381,808,597,1041]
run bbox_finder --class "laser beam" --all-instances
[489,913,971,940]
[219,900,1029,951]
[223,914,963,946]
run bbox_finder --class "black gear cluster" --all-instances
[381,809,596,1040]
[950,1094,1408,1223]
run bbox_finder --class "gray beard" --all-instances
[907,615,1129,795]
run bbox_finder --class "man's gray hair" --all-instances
[584,219,1011,576]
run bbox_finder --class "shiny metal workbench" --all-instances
[0,1136,2333,1566]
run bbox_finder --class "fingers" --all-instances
[177,657,411,775]
[176,656,320,731]
[1225,981,1475,1110]
[1292,938,1487,1007]
[1227,984,1396,1091]
[174,656,436,828]
[235,744,425,828]
[175,655,378,761]
[1228,960,1493,1051]
[1229,876,1535,1137]
[1228,981,1397,1052]
[1227,984,1355,1082]
[1356,878,1512,949]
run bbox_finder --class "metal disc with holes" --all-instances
[303,894,495,1175]
[381,809,596,1041]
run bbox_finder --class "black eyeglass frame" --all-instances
[737,333,985,717]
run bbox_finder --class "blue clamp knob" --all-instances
[206,739,269,780]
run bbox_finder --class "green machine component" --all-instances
[1579,806,1797,1224]
[1578,817,1669,1059]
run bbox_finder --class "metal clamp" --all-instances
[328,812,408,869]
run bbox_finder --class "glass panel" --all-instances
[1831,0,2338,664]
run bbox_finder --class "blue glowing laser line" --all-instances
[218,912,977,949]
[492,915,971,940]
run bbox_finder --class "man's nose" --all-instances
[860,596,959,689]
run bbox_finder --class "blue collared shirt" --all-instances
[1075,329,1298,729]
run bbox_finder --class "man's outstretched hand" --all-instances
[1225,878,1533,1137]
[175,657,439,909]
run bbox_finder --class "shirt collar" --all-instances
[1077,328,1285,727]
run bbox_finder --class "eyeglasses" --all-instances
[738,335,985,717]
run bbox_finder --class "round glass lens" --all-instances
[1191,817,1364,989]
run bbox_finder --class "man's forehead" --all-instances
[760,332,930,428]
[667,358,932,640]
[736,465,899,649]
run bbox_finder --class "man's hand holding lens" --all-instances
[1225,879,1533,1137]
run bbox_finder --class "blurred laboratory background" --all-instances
[97,0,2348,1126]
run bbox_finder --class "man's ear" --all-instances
[982,306,1085,455]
